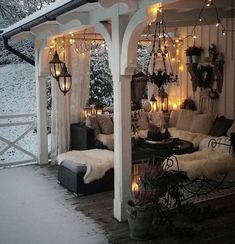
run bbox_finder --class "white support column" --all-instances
[113,75,132,222]
[110,11,132,222]
[35,41,48,165]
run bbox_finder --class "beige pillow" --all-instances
[176,109,198,131]
[137,110,149,130]
[169,110,180,127]
[227,121,235,136]
[86,115,100,137]
[96,114,114,135]
[190,114,215,134]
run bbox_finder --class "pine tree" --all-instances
[89,44,113,107]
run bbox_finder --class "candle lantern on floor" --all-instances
[150,94,157,112]
[159,88,168,112]
[96,106,103,115]
[83,107,92,118]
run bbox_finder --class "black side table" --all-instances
[71,124,95,150]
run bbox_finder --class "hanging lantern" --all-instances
[49,50,63,80]
[150,94,157,112]
[58,64,72,96]
[159,88,168,112]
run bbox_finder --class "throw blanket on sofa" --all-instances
[169,149,235,181]
[57,149,114,184]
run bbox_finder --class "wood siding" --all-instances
[177,18,235,119]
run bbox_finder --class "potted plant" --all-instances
[186,46,203,63]
[127,157,190,240]
[126,163,164,240]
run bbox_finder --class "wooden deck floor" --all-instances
[40,165,235,244]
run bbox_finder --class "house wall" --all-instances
[177,18,235,119]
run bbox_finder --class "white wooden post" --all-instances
[109,12,132,222]
[113,75,132,222]
[35,40,48,165]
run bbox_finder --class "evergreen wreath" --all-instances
[198,65,214,89]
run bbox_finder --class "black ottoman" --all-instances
[58,160,114,195]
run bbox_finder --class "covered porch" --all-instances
[1,0,235,224]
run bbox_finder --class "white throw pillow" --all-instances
[227,121,235,136]
[176,109,198,131]
[149,111,165,128]
[169,110,180,127]
[190,114,215,134]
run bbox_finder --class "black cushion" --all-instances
[209,116,234,137]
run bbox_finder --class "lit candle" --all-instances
[162,102,165,110]
[173,103,177,110]
[132,182,139,193]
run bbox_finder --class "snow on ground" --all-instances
[0,64,39,165]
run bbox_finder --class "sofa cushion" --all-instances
[169,110,180,127]
[86,115,100,137]
[176,109,198,131]
[209,116,234,137]
[227,121,235,136]
[96,114,114,135]
[190,113,215,134]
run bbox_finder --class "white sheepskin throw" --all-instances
[199,136,231,153]
[169,149,235,180]
[169,128,208,148]
[57,149,114,184]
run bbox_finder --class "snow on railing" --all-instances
[0,113,37,167]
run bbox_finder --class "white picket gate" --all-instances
[0,114,38,167]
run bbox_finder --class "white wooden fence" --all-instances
[0,114,37,167]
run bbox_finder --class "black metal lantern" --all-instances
[159,88,168,112]
[49,50,63,80]
[58,64,72,96]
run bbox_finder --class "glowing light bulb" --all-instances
[216,22,220,27]
[222,29,226,36]
[199,17,202,22]
[193,35,197,39]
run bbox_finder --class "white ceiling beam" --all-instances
[56,12,89,25]
[99,0,138,11]
[9,31,35,42]
[31,22,60,40]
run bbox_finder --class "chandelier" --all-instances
[146,10,178,90]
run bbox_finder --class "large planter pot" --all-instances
[126,200,154,241]
[192,55,200,63]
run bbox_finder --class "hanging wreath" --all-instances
[197,65,214,89]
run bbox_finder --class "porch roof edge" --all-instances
[1,0,98,40]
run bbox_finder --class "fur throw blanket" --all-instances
[169,128,208,149]
[169,149,235,181]
[57,149,114,184]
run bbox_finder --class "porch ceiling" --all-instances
[158,0,234,27]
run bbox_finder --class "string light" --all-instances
[179,0,234,41]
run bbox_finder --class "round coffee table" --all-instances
[132,138,194,162]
